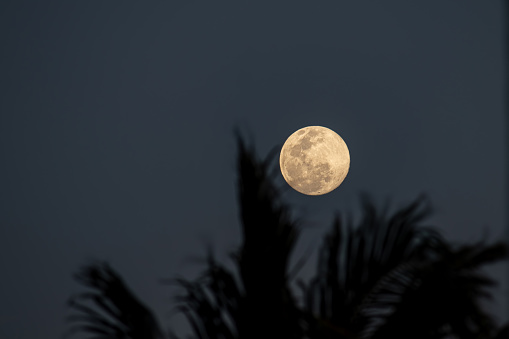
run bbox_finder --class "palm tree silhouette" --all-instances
[66,134,508,339]
[304,198,509,339]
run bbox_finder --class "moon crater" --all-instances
[280,126,350,195]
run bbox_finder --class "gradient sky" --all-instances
[0,1,506,338]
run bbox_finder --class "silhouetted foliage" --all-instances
[174,133,303,339]
[369,241,507,339]
[303,195,443,339]
[66,262,163,339]
[67,134,508,339]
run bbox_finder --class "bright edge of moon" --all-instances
[279,126,350,196]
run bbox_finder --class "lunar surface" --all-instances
[279,126,350,195]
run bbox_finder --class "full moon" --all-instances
[280,126,350,195]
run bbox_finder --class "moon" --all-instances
[279,126,350,195]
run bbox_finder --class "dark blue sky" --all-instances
[0,1,506,338]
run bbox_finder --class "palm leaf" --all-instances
[303,195,444,338]
[175,133,303,339]
[369,241,508,339]
[66,262,163,339]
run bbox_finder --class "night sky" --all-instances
[0,1,506,338]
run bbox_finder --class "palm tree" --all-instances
[66,134,508,339]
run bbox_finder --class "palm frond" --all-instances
[173,257,239,339]
[66,262,163,339]
[175,133,303,339]
[369,241,509,339]
[304,195,444,338]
